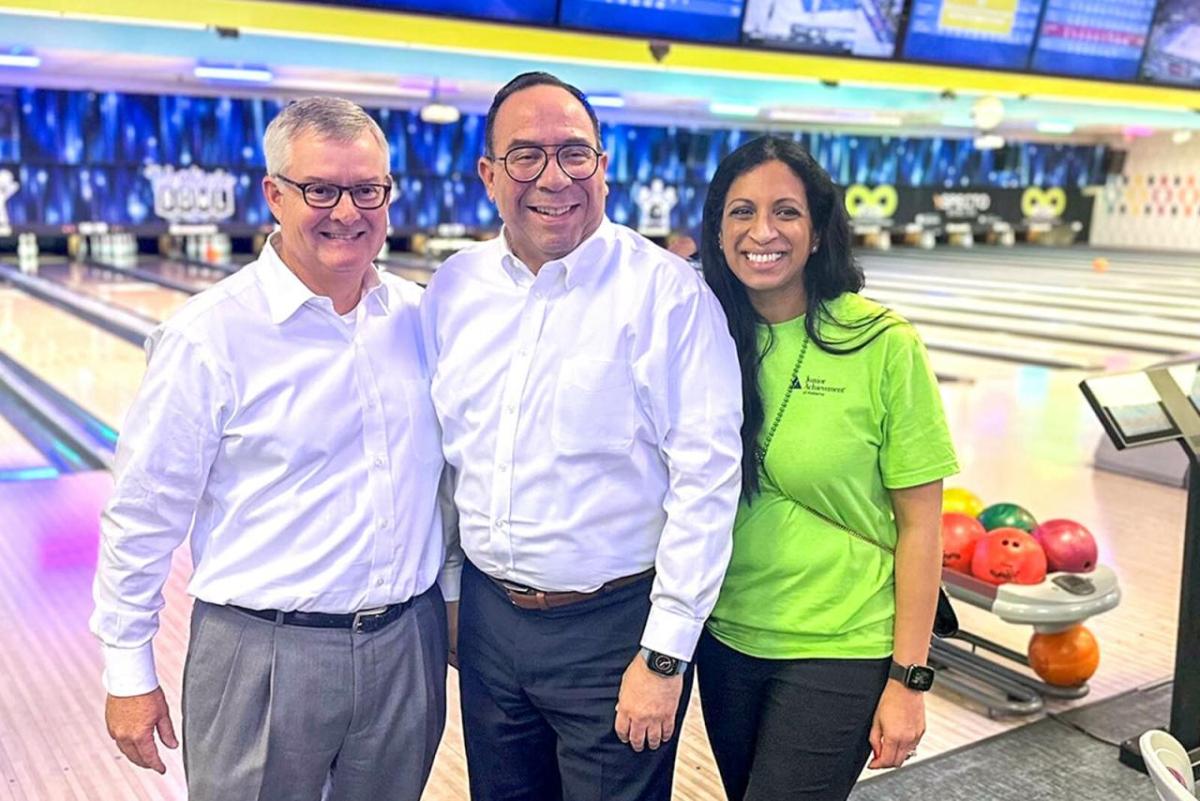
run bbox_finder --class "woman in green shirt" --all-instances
[696,136,958,800]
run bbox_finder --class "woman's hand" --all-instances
[867,679,925,769]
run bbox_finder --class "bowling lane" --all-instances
[35,259,195,322]
[865,286,1200,340]
[869,246,1200,285]
[863,253,1200,300]
[912,321,1153,371]
[0,287,147,430]
[889,301,1190,356]
[0,413,53,472]
[865,274,1200,323]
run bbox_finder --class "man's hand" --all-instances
[613,655,683,752]
[446,600,460,669]
[867,680,925,769]
[105,687,178,774]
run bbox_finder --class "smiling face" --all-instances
[720,159,817,322]
[479,84,608,272]
[264,129,389,292]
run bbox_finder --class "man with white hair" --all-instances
[91,96,454,801]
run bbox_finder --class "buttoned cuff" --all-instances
[640,604,704,662]
[103,643,159,697]
[438,563,462,603]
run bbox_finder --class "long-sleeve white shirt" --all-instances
[90,239,455,697]
[421,218,742,661]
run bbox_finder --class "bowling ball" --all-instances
[942,513,987,573]
[978,502,1037,532]
[943,487,984,517]
[1092,257,1109,272]
[1032,519,1098,573]
[1028,625,1100,686]
[971,527,1047,585]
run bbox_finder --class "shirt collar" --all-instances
[261,234,390,325]
[497,217,615,291]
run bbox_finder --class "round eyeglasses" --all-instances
[273,174,392,209]
[491,144,603,183]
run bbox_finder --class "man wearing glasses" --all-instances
[92,96,453,801]
[421,72,743,801]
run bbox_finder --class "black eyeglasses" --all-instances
[273,174,392,209]
[489,144,603,183]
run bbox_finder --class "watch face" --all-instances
[908,666,935,691]
[649,652,680,676]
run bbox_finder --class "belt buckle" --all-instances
[352,605,390,633]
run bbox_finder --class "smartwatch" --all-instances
[639,647,689,677]
[889,661,935,692]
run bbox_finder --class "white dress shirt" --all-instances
[421,218,742,660]
[91,238,454,697]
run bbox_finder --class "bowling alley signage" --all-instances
[143,165,237,224]
[842,184,1090,235]
[634,178,678,238]
[844,184,899,226]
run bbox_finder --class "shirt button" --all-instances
[495,520,506,530]
[498,464,508,473]
[504,405,515,414]
[376,578,385,587]
[378,519,391,530]
[374,456,386,468]
[519,349,529,357]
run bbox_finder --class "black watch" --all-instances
[889,661,935,692]
[640,647,688,677]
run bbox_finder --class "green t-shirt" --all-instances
[707,292,959,660]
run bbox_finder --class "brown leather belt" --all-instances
[489,567,655,611]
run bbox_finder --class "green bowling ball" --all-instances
[978,502,1037,532]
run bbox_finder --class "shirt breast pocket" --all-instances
[552,358,636,454]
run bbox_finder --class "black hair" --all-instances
[700,136,893,499]
[484,71,601,156]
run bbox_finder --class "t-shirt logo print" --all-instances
[797,374,847,396]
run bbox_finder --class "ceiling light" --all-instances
[193,65,273,82]
[587,94,625,109]
[1036,121,1075,135]
[973,134,1005,150]
[710,102,760,118]
[0,53,40,68]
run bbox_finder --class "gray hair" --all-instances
[263,96,389,176]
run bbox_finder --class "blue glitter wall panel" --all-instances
[6,86,1108,230]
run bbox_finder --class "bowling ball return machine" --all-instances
[1080,358,1200,775]
[930,565,1120,717]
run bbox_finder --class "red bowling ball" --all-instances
[971,527,1048,585]
[1032,519,1098,573]
[942,512,987,574]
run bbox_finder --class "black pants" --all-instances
[696,629,890,801]
[458,560,692,801]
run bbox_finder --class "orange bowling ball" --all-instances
[1092,257,1109,272]
[1028,625,1100,687]
[943,487,984,518]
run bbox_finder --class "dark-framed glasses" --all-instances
[492,144,602,183]
[273,174,392,209]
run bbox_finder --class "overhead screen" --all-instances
[1141,0,1200,87]
[558,0,747,44]
[741,0,903,58]
[901,0,1045,69]
[1030,0,1157,80]
[305,0,558,24]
